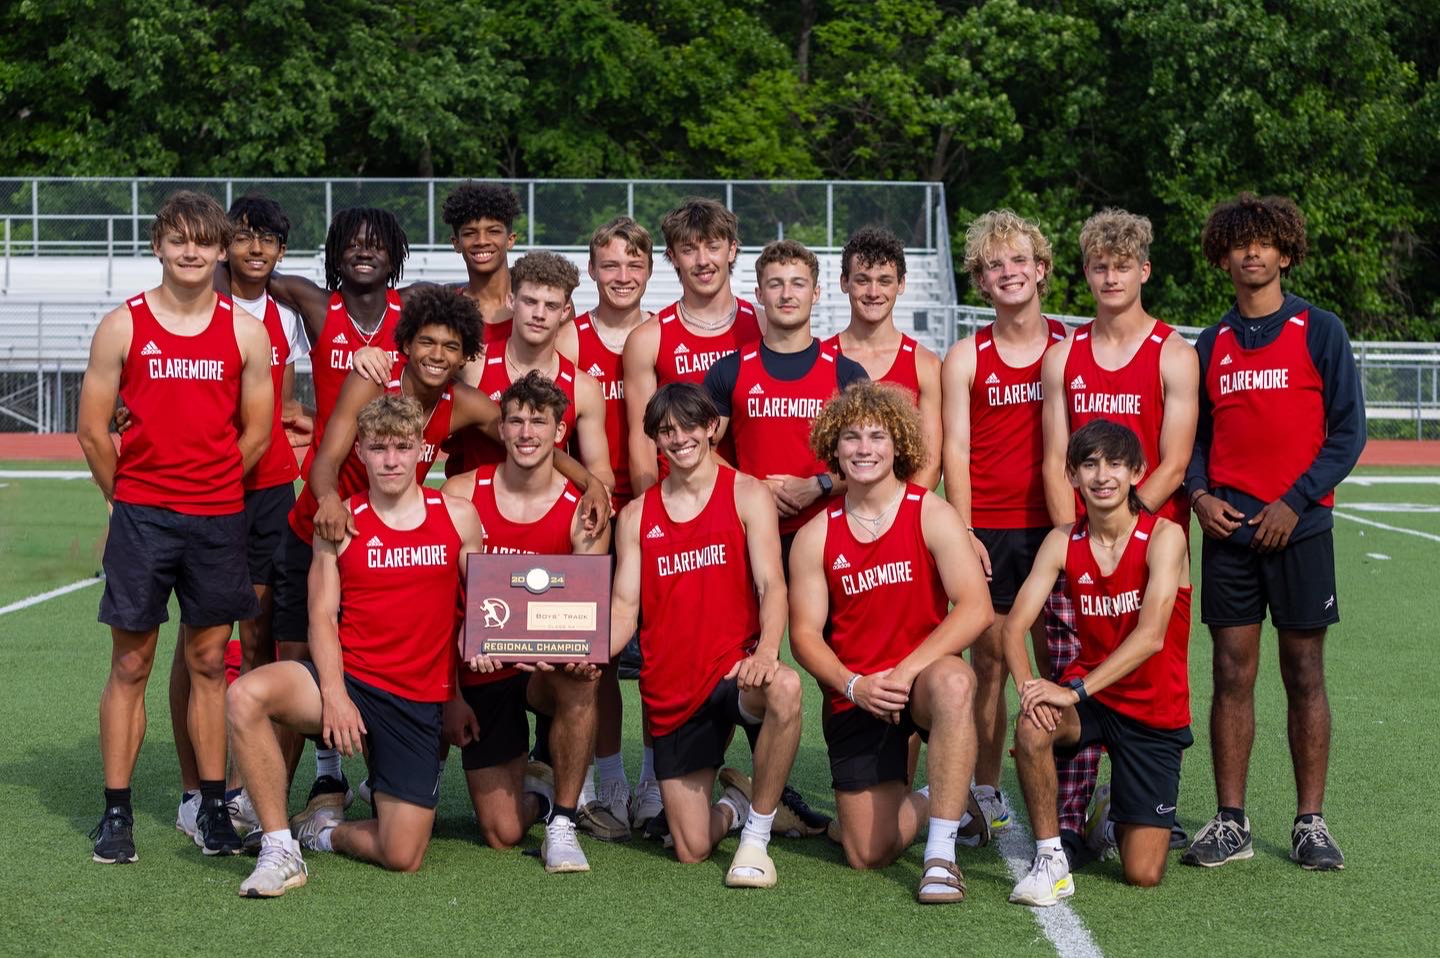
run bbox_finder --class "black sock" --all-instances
[552,804,578,824]
[199,779,226,806]
[104,787,132,813]
[1295,811,1321,824]
[1219,806,1245,823]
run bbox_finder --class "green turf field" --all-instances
[2,462,1436,956]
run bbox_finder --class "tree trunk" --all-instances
[796,0,816,83]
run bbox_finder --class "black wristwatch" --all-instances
[1066,677,1089,702]
[816,473,833,496]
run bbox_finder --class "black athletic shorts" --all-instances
[822,703,929,791]
[459,673,535,771]
[1060,697,1192,829]
[301,661,443,809]
[269,524,313,645]
[1201,529,1339,630]
[244,483,296,587]
[99,501,258,632]
[780,530,798,583]
[653,676,760,781]
[973,526,1051,609]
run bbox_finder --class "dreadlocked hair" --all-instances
[324,207,409,291]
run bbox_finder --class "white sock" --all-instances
[262,828,295,851]
[915,784,931,800]
[640,747,656,782]
[596,752,627,786]
[958,811,973,830]
[315,748,342,780]
[579,765,597,806]
[716,795,744,832]
[924,816,959,865]
[1036,835,1067,867]
[313,824,336,853]
[740,808,775,850]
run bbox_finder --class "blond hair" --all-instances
[1079,208,1153,265]
[810,382,927,483]
[963,209,1053,300]
[356,394,426,442]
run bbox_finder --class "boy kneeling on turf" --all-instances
[1004,419,1193,905]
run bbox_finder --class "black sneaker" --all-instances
[1291,815,1344,870]
[90,806,137,864]
[196,798,243,855]
[642,808,669,842]
[306,774,353,810]
[774,784,831,837]
[1181,813,1254,867]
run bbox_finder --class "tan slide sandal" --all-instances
[725,842,777,888]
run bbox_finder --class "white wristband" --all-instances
[844,673,862,704]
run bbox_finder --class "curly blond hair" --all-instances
[1079,208,1153,266]
[963,209,1053,300]
[809,382,927,482]
[356,394,425,442]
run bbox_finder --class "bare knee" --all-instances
[225,679,263,727]
[186,642,228,683]
[110,647,155,687]
[766,667,802,720]
[381,842,427,873]
[1014,714,1052,758]
[1124,860,1166,888]
[843,839,900,871]
[924,659,976,716]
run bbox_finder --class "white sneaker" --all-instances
[239,839,308,898]
[631,778,663,829]
[1009,852,1075,907]
[542,816,591,873]
[1084,784,1117,859]
[975,786,1014,833]
[175,792,200,838]
[357,778,374,807]
[226,789,260,836]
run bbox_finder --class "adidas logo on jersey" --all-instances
[587,363,605,378]
[489,390,503,401]
[674,343,690,353]
[333,332,349,345]
[1220,353,1233,366]
[749,383,765,395]
[832,554,850,571]
[1070,375,1087,391]
[1077,571,1094,585]
[140,340,161,356]
[367,535,383,547]
[646,525,665,540]
[985,372,1000,385]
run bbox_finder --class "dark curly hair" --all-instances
[1200,193,1307,275]
[500,369,571,424]
[324,207,408,291]
[442,181,522,234]
[393,285,483,361]
[841,225,907,281]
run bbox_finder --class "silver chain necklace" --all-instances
[677,297,736,332]
[846,485,905,541]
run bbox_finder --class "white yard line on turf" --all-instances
[1333,510,1440,543]
[1341,475,1440,486]
[996,820,1104,958]
[0,576,104,617]
[0,470,91,480]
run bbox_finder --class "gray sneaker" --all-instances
[1291,815,1344,870]
[542,815,591,873]
[239,839,308,898]
[290,797,343,852]
[578,779,632,842]
[1181,813,1254,868]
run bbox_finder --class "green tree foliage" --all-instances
[1,0,1434,336]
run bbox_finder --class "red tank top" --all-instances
[728,344,840,534]
[307,290,403,468]
[448,347,578,475]
[654,298,762,475]
[460,464,580,688]
[824,333,922,399]
[246,293,301,491]
[337,490,463,702]
[574,312,633,508]
[114,292,245,515]
[289,361,453,543]
[969,319,1068,528]
[481,317,513,351]
[1061,511,1192,729]
[638,466,759,736]
[1205,312,1330,506]
[1064,320,1188,528]
[821,485,947,715]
